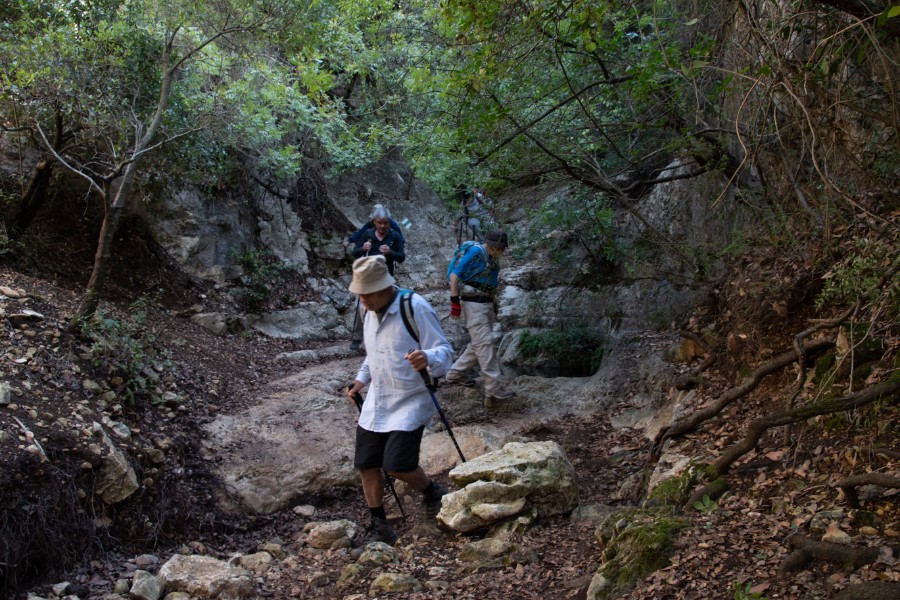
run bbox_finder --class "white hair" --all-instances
[370,204,391,221]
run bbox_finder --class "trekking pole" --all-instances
[348,385,406,517]
[349,249,370,350]
[350,297,361,342]
[406,350,467,463]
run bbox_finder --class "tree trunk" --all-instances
[70,33,178,328]
[9,110,65,240]
[71,169,137,327]
[8,158,54,240]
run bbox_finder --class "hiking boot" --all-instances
[422,484,448,521]
[349,339,362,351]
[362,517,398,546]
[485,389,516,401]
[444,372,477,387]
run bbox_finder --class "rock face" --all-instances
[200,358,362,514]
[439,441,579,532]
[250,303,344,341]
[151,150,456,294]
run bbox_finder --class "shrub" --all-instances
[518,325,605,376]
[82,293,171,405]
[231,248,290,312]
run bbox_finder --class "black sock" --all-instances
[370,506,387,521]
[422,480,439,497]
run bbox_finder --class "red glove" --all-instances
[450,296,461,318]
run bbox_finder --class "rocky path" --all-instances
[201,324,680,518]
[164,328,684,599]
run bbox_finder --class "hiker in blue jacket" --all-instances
[445,229,516,402]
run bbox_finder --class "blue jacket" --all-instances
[451,243,498,288]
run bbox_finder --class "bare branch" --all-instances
[33,118,104,198]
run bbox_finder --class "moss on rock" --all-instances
[588,511,687,600]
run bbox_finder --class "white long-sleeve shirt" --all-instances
[354,290,453,432]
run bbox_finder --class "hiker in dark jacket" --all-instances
[343,204,405,248]
[350,205,406,350]
[351,205,405,275]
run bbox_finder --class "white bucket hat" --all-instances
[348,255,395,294]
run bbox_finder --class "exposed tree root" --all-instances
[711,380,900,477]
[870,448,900,461]
[651,337,835,459]
[778,532,889,575]
[834,581,900,600]
[836,472,900,509]
[783,303,858,444]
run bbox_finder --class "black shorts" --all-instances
[354,425,424,473]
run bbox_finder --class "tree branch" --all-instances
[652,337,836,457]
[471,77,631,169]
[712,379,900,477]
[32,118,104,198]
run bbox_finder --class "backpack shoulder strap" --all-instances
[398,289,419,345]
[469,242,490,270]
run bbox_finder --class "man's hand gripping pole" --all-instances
[406,350,467,463]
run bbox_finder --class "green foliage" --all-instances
[231,248,290,312]
[521,190,619,286]
[816,239,899,320]
[532,191,617,260]
[518,324,605,376]
[82,293,171,405]
[402,0,718,197]
[0,0,414,199]
[692,495,718,513]
[732,581,769,600]
[871,146,900,181]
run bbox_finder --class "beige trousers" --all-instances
[448,297,504,395]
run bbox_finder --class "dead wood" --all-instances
[651,337,834,459]
[836,472,900,508]
[711,380,900,477]
[872,448,900,460]
[834,581,900,600]
[778,533,881,574]
[779,548,814,573]
[673,329,716,390]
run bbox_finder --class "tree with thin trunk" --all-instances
[56,19,251,326]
